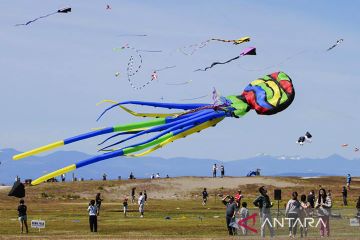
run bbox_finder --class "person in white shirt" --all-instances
[138,192,145,217]
[87,200,98,232]
[285,192,301,238]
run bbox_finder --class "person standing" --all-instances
[315,188,332,237]
[285,192,300,238]
[347,174,352,189]
[88,200,98,232]
[138,192,145,218]
[307,190,315,209]
[144,190,148,203]
[220,165,225,178]
[235,190,243,208]
[239,202,250,235]
[102,173,107,181]
[202,188,208,206]
[95,193,103,215]
[212,164,217,178]
[123,197,128,217]
[222,195,237,236]
[17,199,28,234]
[131,187,136,203]
[342,186,348,206]
[356,196,360,218]
[253,186,275,238]
[299,194,310,237]
[61,174,66,182]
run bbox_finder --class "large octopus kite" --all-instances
[13,71,295,185]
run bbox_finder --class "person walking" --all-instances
[88,200,98,232]
[212,164,217,178]
[342,186,348,206]
[299,194,310,237]
[17,199,28,234]
[138,192,145,218]
[347,174,352,189]
[123,197,128,217]
[285,191,301,238]
[95,193,103,215]
[202,188,208,206]
[253,186,275,238]
[131,187,136,203]
[222,195,237,235]
[315,188,332,237]
[220,165,225,178]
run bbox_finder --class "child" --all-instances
[87,200,98,232]
[239,202,250,235]
[17,199,28,234]
[123,197,128,217]
[202,188,208,206]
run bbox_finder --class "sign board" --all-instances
[350,218,360,227]
[31,220,46,229]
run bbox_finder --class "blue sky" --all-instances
[1,0,359,161]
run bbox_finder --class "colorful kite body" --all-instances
[13,72,294,185]
[15,7,71,26]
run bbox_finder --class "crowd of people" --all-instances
[14,173,359,236]
[217,184,358,238]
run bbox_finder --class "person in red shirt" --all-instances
[235,190,243,208]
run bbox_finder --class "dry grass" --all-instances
[0,176,359,239]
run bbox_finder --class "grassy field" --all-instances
[1,176,360,239]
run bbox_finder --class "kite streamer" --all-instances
[15,7,71,26]
[178,36,250,56]
[195,47,256,71]
[327,39,343,51]
[114,44,163,90]
[13,72,295,185]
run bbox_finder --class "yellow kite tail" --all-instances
[126,117,224,157]
[97,100,182,118]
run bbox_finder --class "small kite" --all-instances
[195,47,256,71]
[327,39,344,51]
[355,147,359,152]
[211,36,250,45]
[15,7,71,26]
[13,72,295,185]
[341,144,349,147]
[178,36,250,56]
[297,131,312,146]
[106,5,111,10]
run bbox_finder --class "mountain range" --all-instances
[1,148,359,184]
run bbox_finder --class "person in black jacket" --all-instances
[307,190,315,208]
[17,199,28,234]
[253,186,275,238]
[342,186,348,206]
